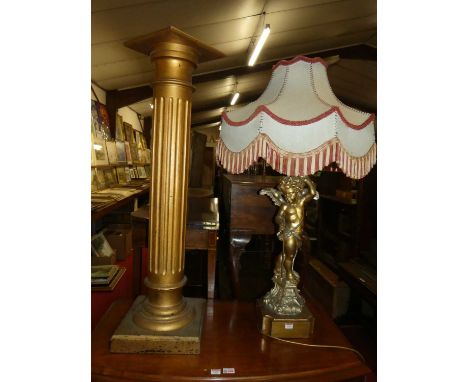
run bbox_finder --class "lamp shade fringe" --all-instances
[216,134,376,179]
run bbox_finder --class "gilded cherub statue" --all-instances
[260,176,319,315]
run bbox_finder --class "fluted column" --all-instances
[124,27,224,332]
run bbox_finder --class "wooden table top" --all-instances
[131,197,219,230]
[92,297,371,381]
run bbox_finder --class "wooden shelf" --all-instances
[91,186,150,221]
[92,163,151,168]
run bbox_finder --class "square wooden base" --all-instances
[110,295,206,354]
[257,299,315,338]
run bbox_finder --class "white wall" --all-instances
[117,107,143,132]
[91,82,143,133]
[91,84,106,105]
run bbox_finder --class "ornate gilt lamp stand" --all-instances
[259,176,319,338]
[110,26,224,354]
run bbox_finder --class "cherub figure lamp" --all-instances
[216,56,376,338]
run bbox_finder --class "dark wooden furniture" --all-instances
[221,174,282,297]
[131,197,219,299]
[92,296,371,381]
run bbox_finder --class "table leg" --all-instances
[207,231,218,299]
[229,231,252,298]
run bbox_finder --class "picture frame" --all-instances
[106,141,118,164]
[125,167,131,182]
[91,168,98,192]
[130,143,140,163]
[91,232,115,258]
[104,168,118,187]
[95,168,107,190]
[124,122,135,143]
[92,136,109,166]
[145,149,152,163]
[137,166,147,178]
[124,142,133,164]
[135,131,143,149]
[115,114,125,141]
[116,166,127,184]
[115,141,127,163]
[141,134,148,149]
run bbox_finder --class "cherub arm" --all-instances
[260,187,285,207]
[300,176,319,205]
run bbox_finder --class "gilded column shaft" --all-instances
[149,92,192,283]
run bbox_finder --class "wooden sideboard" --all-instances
[92,296,371,381]
[221,174,282,297]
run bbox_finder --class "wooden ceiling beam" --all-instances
[110,44,376,110]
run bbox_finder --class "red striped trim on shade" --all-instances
[272,56,329,71]
[216,134,376,179]
[221,106,374,130]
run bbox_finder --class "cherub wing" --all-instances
[259,187,284,206]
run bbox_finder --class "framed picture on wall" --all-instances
[116,166,127,184]
[104,168,118,187]
[115,114,125,141]
[124,122,135,143]
[124,167,131,182]
[95,168,107,190]
[91,168,98,192]
[141,134,148,149]
[135,131,142,149]
[137,166,147,178]
[106,141,118,164]
[124,142,133,164]
[130,143,139,163]
[92,136,109,166]
[115,141,126,163]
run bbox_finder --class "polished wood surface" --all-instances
[131,197,219,298]
[222,175,281,297]
[92,297,371,381]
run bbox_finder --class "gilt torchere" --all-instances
[109,26,224,354]
[217,56,376,338]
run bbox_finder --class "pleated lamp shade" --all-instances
[216,56,376,179]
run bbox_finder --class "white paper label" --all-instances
[223,368,235,374]
[210,369,221,375]
[285,323,294,329]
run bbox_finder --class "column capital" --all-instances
[124,25,225,66]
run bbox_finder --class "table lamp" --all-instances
[216,56,376,338]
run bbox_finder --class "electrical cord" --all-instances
[261,332,366,364]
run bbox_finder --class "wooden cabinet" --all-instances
[303,169,377,322]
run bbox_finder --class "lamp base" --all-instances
[110,295,205,354]
[257,299,314,339]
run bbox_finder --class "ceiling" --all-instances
[91,0,376,131]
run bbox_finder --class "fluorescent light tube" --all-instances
[248,24,270,66]
[230,92,240,105]
[93,144,103,150]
